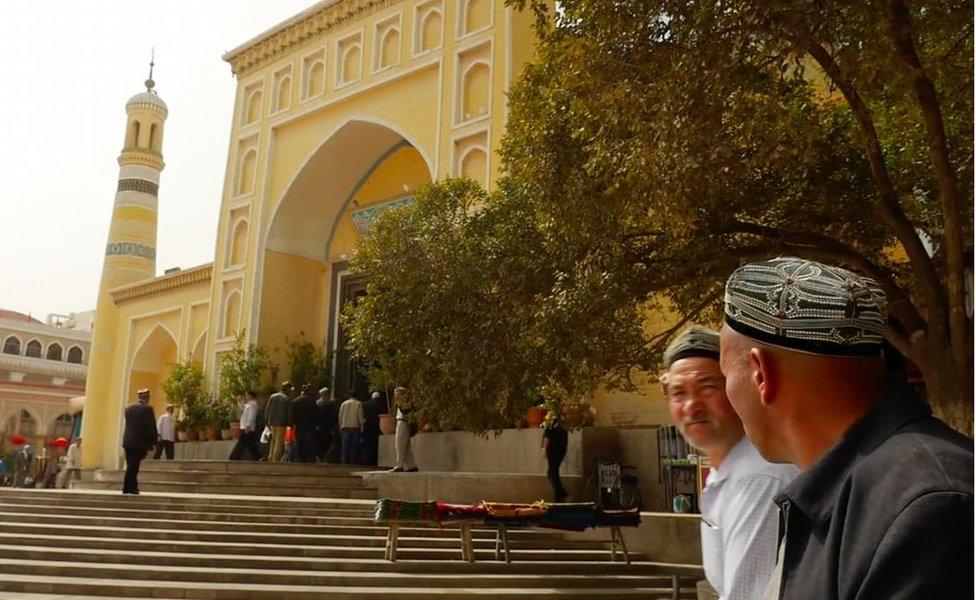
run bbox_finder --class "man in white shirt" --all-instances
[662,326,797,600]
[59,438,82,489]
[229,390,261,460]
[153,404,176,460]
[338,393,364,465]
[389,386,418,473]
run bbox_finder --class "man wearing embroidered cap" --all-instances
[663,326,797,600]
[122,388,158,495]
[719,257,973,600]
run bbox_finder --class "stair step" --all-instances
[0,532,642,562]
[72,480,378,498]
[0,573,694,599]
[0,557,670,588]
[0,545,668,575]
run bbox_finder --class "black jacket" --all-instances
[123,402,158,451]
[362,398,386,435]
[292,394,317,431]
[315,399,338,435]
[772,386,973,600]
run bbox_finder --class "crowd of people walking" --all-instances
[225,382,415,469]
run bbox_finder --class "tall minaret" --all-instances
[82,60,168,469]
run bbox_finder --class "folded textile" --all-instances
[484,502,548,519]
[436,501,488,522]
[537,503,598,531]
[374,498,439,523]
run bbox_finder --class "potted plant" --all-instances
[217,331,269,440]
[366,364,397,435]
[162,359,207,442]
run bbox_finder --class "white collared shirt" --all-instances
[240,399,258,432]
[700,437,798,600]
[157,412,175,442]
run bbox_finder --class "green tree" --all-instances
[218,332,269,403]
[161,359,207,430]
[285,333,332,392]
[507,0,974,433]
[350,1,974,433]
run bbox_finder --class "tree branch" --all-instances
[884,0,971,366]
[791,26,948,348]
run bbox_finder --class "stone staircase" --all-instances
[72,459,377,499]
[0,483,700,598]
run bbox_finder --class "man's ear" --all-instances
[749,347,776,407]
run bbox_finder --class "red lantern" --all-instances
[53,437,69,449]
[10,434,26,445]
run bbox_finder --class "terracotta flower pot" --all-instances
[229,422,241,439]
[185,430,198,442]
[378,413,396,435]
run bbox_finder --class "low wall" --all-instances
[359,470,583,504]
[379,425,668,510]
[173,440,235,460]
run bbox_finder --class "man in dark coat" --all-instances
[541,415,568,502]
[122,388,158,495]
[314,387,338,463]
[292,383,318,463]
[719,257,973,599]
[361,391,386,465]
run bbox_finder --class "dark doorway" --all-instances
[333,274,370,402]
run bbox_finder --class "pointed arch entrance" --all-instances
[259,119,433,401]
[127,324,178,417]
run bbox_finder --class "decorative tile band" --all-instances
[117,178,159,195]
[105,242,156,260]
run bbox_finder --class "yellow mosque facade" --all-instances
[81,0,547,469]
[83,0,671,470]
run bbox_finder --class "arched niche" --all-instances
[2,335,21,355]
[46,342,63,361]
[460,146,488,187]
[244,89,263,125]
[237,149,257,197]
[223,291,242,338]
[306,62,325,98]
[378,28,400,70]
[463,0,490,34]
[462,62,490,121]
[67,346,84,364]
[419,8,442,52]
[340,44,361,84]
[25,340,42,358]
[276,75,292,111]
[229,218,249,267]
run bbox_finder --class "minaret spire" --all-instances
[145,49,156,93]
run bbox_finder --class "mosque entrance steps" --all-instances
[71,459,378,499]
[0,489,700,598]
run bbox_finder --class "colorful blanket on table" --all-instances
[436,501,488,523]
[374,499,439,523]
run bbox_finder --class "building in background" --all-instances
[0,309,90,450]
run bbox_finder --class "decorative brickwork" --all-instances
[117,178,159,195]
[105,242,156,260]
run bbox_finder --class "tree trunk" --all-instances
[924,355,974,438]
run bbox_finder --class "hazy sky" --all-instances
[0,1,316,319]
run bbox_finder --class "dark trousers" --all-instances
[315,431,334,462]
[229,430,261,461]
[547,453,567,502]
[123,447,147,494]
[153,440,174,460]
[295,427,317,463]
[340,428,361,464]
[361,430,380,465]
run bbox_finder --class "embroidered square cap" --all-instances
[724,257,888,356]
[664,326,721,367]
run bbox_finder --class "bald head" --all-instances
[719,324,887,467]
